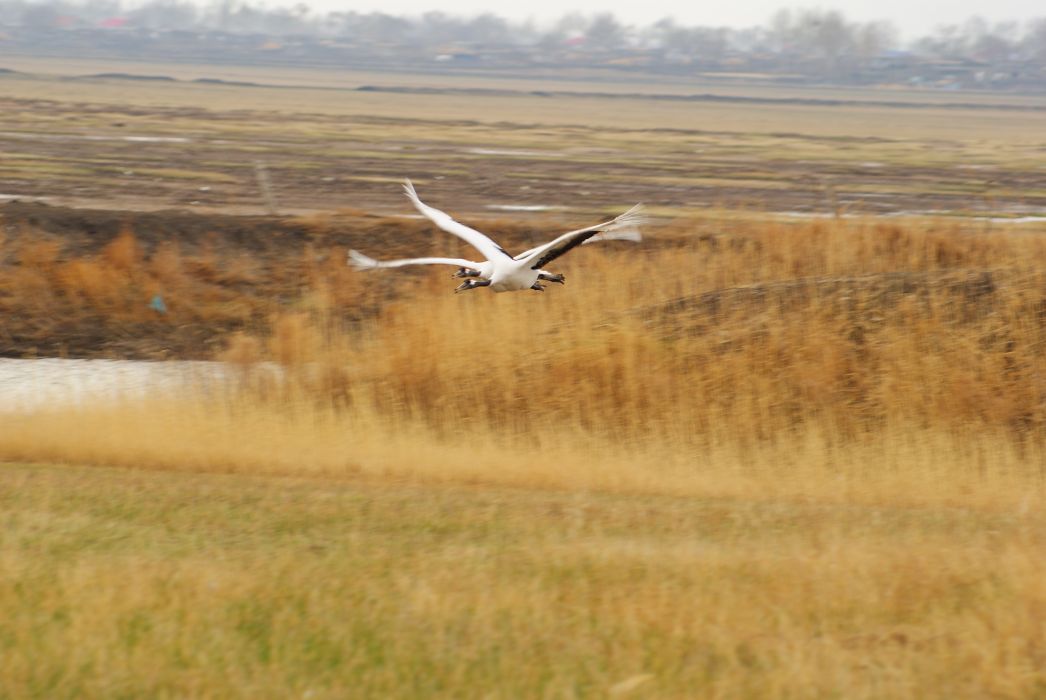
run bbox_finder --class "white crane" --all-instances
[348,180,645,292]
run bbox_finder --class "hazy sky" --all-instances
[275,0,1041,38]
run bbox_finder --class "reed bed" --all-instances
[5,215,1046,498]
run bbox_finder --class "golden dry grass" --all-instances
[1,226,220,324]
[0,221,373,356]
[2,216,1046,697]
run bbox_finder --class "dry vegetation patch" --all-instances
[3,211,1046,696]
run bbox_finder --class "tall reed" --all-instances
[3,217,1046,501]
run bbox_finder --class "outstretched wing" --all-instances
[348,250,481,271]
[516,204,646,270]
[403,179,512,262]
[515,221,643,261]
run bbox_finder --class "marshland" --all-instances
[1,49,1045,699]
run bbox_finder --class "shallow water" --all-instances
[485,204,564,212]
[0,358,229,413]
[0,131,190,144]
[465,148,564,157]
[778,210,1046,223]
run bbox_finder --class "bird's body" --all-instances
[348,180,644,293]
[489,265,541,293]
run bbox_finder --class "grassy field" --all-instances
[2,459,1043,699]
[2,58,1046,697]
[3,214,1046,696]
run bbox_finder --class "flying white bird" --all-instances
[348,179,645,293]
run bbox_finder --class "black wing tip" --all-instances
[530,230,601,270]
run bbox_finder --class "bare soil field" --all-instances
[0,62,1044,218]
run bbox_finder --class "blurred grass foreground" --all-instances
[2,215,1045,697]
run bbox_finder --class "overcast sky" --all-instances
[238,0,1043,39]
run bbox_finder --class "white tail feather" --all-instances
[347,249,379,269]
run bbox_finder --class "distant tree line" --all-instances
[1,1,1044,87]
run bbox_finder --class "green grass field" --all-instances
[3,460,1044,699]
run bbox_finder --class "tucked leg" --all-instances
[538,272,565,284]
